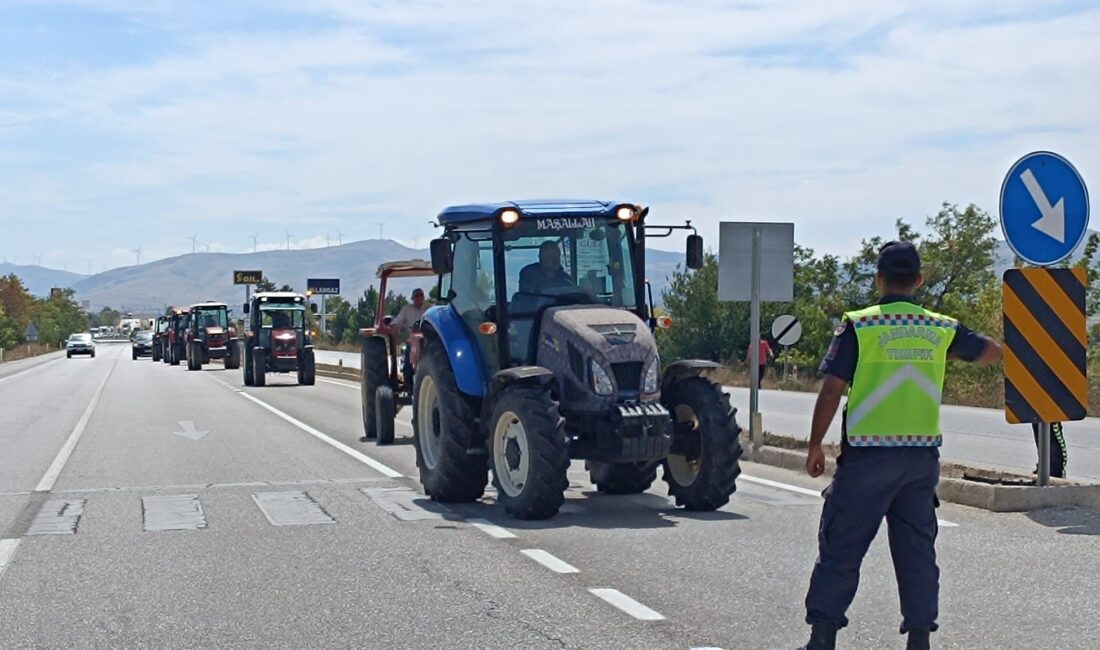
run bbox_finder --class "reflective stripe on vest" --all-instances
[845,302,957,447]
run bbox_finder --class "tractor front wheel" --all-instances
[187,342,201,371]
[360,337,388,441]
[586,461,658,495]
[251,347,266,387]
[297,348,316,385]
[376,385,396,445]
[225,341,240,370]
[242,346,254,386]
[489,385,568,520]
[661,376,743,511]
[170,344,181,366]
[412,339,487,502]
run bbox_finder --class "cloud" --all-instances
[0,0,1097,269]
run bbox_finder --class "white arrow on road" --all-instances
[1020,168,1065,243]
[173,421,209,441]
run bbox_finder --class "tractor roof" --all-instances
[377,259,435,279]
[437,199,622,225]
[253,291,306,303]
[190,301,228,309]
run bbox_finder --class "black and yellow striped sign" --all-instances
[1003,267,1087,424]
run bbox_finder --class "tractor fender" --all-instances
[420,305,487,397]
[661,359,721,392]
[489,366,554,396]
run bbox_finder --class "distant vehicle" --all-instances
[242,292,317,387]
[66,332,96,358]
[166,308,190,366]
[184,302,240,371]
[132,330,154,360]
[152,316,169,361]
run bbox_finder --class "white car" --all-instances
[66,333,96,358]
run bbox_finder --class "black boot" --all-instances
[906,628,930,650]
[797,625,837,650]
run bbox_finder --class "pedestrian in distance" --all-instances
[749,336,774,384]
[797,241,1003,650]
[1030,421,1068,478]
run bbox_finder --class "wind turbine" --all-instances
[188,234,198,254]
[336,230,345,246]
[204,241,212,253]
[375,222,384,240]
[250,234,259,253]
[285,230,293,251]
[325,232,331,248]
[133,246,143,266]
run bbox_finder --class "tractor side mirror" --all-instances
[430,238,453,274]
[686,234,704,270]
[310,303,319,314]
[243,303,250,314]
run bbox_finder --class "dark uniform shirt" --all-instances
[518,263,572,294]
[820,295,988,382]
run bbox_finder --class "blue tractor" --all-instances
[401,200,742,520]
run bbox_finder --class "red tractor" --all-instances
[184,301,240,371]
[360,260,436,445]
[166,308,190,366]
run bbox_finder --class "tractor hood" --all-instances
[205,326,226,336]
[536,305,659,407]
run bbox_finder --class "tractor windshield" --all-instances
[260,304,305,329]
[193,307,228,329]
[502,217,638,315]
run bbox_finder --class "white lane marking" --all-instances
[589,588,665,621]
[238,392,403,478]
[521,549,580,574]
[317,377,357,389]
[467,518,517,539]
[35,363,114,492]
[0,539,21,581]
[741,474,959,527]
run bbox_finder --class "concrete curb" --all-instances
[748,445,1100,512]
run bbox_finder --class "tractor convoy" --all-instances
[131,199,741,523]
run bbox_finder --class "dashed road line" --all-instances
[589,588,665,621]
[521,549,579,574]
[35,361,115,492]
[466,518,518,539]
[741,474,959,527]
[317,377,357,390]
[237,391,403,479]
[0,539,21,582]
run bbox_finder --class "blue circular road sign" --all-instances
[1000,151,1089,267]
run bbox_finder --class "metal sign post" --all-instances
[718,222,795,458]
[1000,151,1089,487]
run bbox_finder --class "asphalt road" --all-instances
[315,349,1100,482]
[2,342,1098,648]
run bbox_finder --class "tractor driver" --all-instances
[383,288,431,380]
[519,241,573,294]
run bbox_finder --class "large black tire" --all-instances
[661,376,743,511]
[252,347,266,387]
[489,385,569,520]
[243,345,254,386]
[225,341,240,370]
[170,343,181,366]
[187,342,201,371]
[152,344,161,362]
[132,350,138,361]
[67,352,72,359]
[412,339,487,502]
[298,348,316,385]
[376,385,396,445]
[360,337,389,441]
[586,461,659,495]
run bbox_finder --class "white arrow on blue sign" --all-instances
[1000,151,1089,267]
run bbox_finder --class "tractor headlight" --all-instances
[643,357,660,394]
[590,359,614,396]
[500,209,520,227]
[615,205,635,221]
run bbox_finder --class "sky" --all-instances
[0,0,1097,273]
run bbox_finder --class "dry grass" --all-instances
[1,342,62,362]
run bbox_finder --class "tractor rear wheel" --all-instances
[376,385,396,445]
[489,385,568,520]
[242,346,254,386]
[586,461,658,495]
[661,376,743,511]
[170,343,181,366]
[360,337,388,441]
[188,342,201,371]
[298,348,316,385]
[412,339,487,502]
[251,347,266,387]
[225,341,240,370]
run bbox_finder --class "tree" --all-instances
[255,276,277,292]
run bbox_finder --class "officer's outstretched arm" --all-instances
[950,337,1003,366]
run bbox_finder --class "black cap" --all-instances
[877,241,921,276]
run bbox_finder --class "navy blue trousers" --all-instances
[805,446,940,634]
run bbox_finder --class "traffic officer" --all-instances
[797,241,1002,650]
[1031,421,1068,478]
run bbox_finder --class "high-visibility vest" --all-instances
[844,302,957,447]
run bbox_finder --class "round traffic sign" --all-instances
[771,314,801,346]
[1000,151,1089,267]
